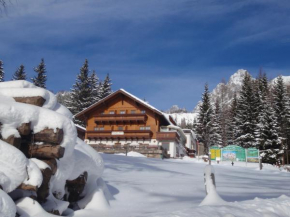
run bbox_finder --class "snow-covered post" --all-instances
[208,151,211,165]
[245,148,248,167]
[204,165,216,194]
[200,165,225,206]
[259,149,263,170]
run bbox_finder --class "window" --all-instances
[140,126,150,130]
[120,110,126,114]
[100,111,105,115]
[131,110,136,114]
[141,110,146,114]
[94,127,104,131]
[118,126,123,131]
[109,111,115,114]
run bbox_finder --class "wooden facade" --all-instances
[75,89,187,158]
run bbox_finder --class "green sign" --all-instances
[222,145,246,162]
[246,148,259,163]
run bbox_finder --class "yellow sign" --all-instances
[210,149,221,160]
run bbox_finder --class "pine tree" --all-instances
[226,92,238,145]
[273,76,290,153]
[219,80,229,147]
[31,58,47,88]
[197,83,213,154]
[253,72,270,149]
[234,72,256,148]
[0,60,4,82]
[100,73,112,99]
[210,99,223,147]
[66,59,95,125]
[12,64,26,80]
[192,118,198,133]
[259,100,281,164]
[90,70,101,103]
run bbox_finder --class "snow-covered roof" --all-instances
[162,113,177,126]
[75,124,86,132]
[75,89,165,118]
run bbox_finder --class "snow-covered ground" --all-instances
[101,154,290,217]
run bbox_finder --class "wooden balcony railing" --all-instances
[87,130,152,140]
[94,114,147,124]
[156,132,180,142]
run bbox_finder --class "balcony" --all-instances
[156,132,180,142]
[94,114,147,124]
[87,130,152,140]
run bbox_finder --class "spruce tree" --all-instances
[210,99,223,147]
[197,83,213,154]
[31,58,47,88]
[0,60,4,82]
[66,59,95,126]
[100,73,112,99]
[234,72,256,148]
[273,76,290,153]
[227,92,238,145]
[90,70,101,103]
[259,100,281,164]
[12,64,26,80]
[97,81,104,100]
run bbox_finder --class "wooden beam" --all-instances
[40,159,57,175]
[1,135,21,149]
[29,145,65,159]
[17,123,31,136]
[33,128,64,144]
[37,168,53,202]
[18,184,38,192]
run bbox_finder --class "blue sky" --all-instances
[1,0,290,111]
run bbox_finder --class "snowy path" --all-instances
[101,154,290,217]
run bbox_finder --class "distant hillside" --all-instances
[193,69,290,112]
[168,69,290,128]
[169,112,198,127]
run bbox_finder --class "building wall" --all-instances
[85,94,161,140]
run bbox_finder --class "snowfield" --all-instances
[101,154,290,217]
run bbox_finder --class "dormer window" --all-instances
[109,111,115,114]
[120,110,126,114]
[131,110,136,114]
[141,110,146,114]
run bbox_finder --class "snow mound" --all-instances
[23,159,43,188]
[115,151,146,157]
[0,140,28,193]
[0,80,36,89]
[0,100,77,156]
[16,197,57,217]
[0,189,16,217]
